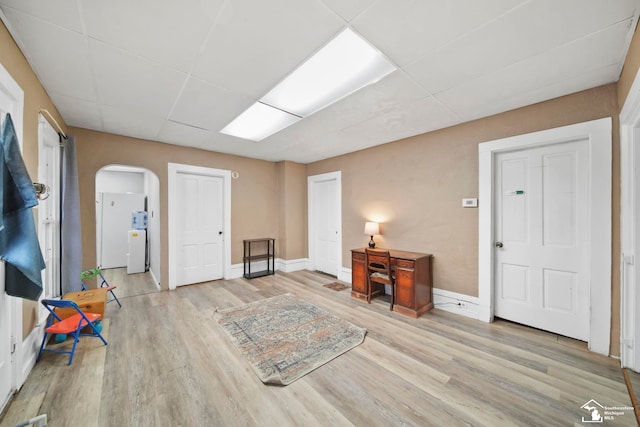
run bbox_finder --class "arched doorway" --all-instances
[95,165,160,297]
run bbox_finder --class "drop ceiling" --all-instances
[1,0,638,163]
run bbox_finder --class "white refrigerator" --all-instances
[127,229,146,274]
[99,192,145,269]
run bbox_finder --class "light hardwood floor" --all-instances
[1,271,638,427]
[100,267,159,299]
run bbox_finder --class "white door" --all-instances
[494,140,590,340]
[313,178,339,276]
[99,192,145,268]
[177,173,223,286]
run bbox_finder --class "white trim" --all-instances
[0,61,24,411]
[341,266,353,285]
[149,268,161,290]
[19,325,42,387]
[276,258,309,273]
[230,258,310,279]
[478,118,612,355]
[167,163,231,290]
[308,171,343,280]
[620,69,640,371]
[433,288,480,320]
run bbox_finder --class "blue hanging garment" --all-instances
[0,114,45,300]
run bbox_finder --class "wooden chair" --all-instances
[365,248,395,310]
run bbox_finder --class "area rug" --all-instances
[215,293,366,385]
[323,282,348,291]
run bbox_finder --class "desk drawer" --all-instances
[395,259,414,269]
[352,252,365,262]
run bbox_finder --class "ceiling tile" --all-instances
[169,77,254,132]
[192,0,344,97]
[339,96,461,143]
[437,21,630,120]
[156,120,215,147]
[352,0,528,66]
[49,93,102,130]
[89,39,187,117]
[0,0,83,33]
[2,8,96,102]
[81,0,223,72]
[320,0,377,22]
[270,71,431,141]
[100,105,166,141]
[407,0,639,94]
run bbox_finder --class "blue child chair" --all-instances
[37,299,108,365]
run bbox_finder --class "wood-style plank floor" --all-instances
[1,271,638,427]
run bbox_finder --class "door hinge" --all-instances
[624,254,635,265]
[10,335,16,354]
[622,339,634,349]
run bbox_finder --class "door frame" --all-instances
[308,171,342,280]
[168,163,231,290]
[0,61,24,410]
[478,118,612,355]
[37,113,61,311]
[620,71,640,371]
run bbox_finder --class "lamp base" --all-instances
[368,237,375,248]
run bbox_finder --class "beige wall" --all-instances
[276,161,307,260]
[618,20,640,109]
[0,21,67,337]
[307,84,621,354]
[72,128,280,290]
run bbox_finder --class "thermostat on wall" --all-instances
[462,198,478,208]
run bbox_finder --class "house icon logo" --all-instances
[581,399,604,423]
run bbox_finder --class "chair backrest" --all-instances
[365,248,392,282]
[40,299,84,324]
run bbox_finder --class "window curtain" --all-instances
[60,135,82,294]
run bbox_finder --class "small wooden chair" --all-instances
[365,248,395,310]
[37,299,108,365]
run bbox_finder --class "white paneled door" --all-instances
[313,178,339,276]
[494,140,590,341]
[177,173,223,286]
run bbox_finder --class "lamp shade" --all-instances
[364,221,380,236]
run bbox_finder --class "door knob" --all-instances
[495,242,503,248]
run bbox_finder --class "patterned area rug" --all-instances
[323,282,348,291]
[215,293,366,385]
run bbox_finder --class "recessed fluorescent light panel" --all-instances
[220,102,301,142]
[220,28,396,141]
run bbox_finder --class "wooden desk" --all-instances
[57,288,108,320]
[351,248,433,318]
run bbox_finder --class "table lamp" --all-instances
[364,221,380,248]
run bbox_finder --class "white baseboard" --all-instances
[149,269,160,289]
[433,288,480,320]
[20,323,43,386]
[277,258,309,273]
[340,267,352,284]
[230,258,309,279]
